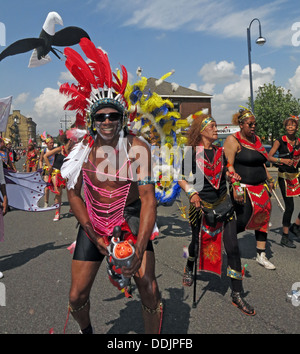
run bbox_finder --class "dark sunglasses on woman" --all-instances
[246,122,257,128]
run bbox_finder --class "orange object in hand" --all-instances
[114,241,133,259]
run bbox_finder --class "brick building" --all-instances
[145,78,212,118]
[2,110,37,148]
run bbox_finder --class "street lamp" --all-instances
[247,18,266,113]
[11,115,20,147]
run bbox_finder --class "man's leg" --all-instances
[69,260,101,332]
[134,250,162,334]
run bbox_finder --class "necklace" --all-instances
[204,147,215,164]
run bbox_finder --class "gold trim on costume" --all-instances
[188,193,228,226]
[278,171,300,180]
[200,117,215,132]
[200,193,227,209]
[227,266,243,280]
[239,112,254,122]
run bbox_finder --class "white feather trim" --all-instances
[66,128,87,142]
[171,82,179,92]
[61,139,92,189]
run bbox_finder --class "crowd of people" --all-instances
[1,108,300,333]
[181,109,300,319]
[1,38,300,334]
[0,134,73,221]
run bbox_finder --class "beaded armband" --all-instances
[227,266,243,280]
[138,177,156,186]
[186,187,198,199]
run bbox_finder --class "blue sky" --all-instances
[1,0,300,136]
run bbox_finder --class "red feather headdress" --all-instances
[60,38,128,127]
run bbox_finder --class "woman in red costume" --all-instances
[224,108,276,270]
[180,114,255,316]
[0,138,16,171]
[268,115,300,248]
[44,133,73,221]
[26,142,38,172]
[39,135,55,208]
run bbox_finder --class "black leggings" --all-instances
[73,226,154,262]
[278,177,300,227]
[188,217,243,292]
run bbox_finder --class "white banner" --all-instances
[0,96,12,132]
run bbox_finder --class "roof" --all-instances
[144,77,213,98]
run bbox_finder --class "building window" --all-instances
[173,101,180,112]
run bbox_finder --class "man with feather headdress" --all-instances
[60,38,162,334]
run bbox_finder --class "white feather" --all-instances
[171,82,179,92]
[61,140,92,189]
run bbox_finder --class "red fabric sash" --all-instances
[198,218,223,276]
[245,184,271,233]
[48,173,66,194]
[196,146,224,189]
[282,135,300,168]
[234,131,269,160]
[285,177,300,197]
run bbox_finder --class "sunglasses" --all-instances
[94,112,123,122]
[245,122,257,128]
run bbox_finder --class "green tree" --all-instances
[249,82,300,144]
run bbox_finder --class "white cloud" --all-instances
[14,92,30,105]
[11,92,30,111]
[59,70,75,82]
[33,87,71,135]
[287,65,300,97]
[209,63,275,123]
[106,0,291,47]
[199,83,215,95]
[189,83,198,91]
[198,61,237,85]
[189,60,238,95]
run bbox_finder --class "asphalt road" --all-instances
[0,165,299,335]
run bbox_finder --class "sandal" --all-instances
[231,291,256,316]
[182,267,193,287]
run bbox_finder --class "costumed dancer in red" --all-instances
[224,108,276,269]
[39,134,55,208]
[44,132,73,221]
[6,139,19,171]
[59,38,162,334]
[26,141,38,172]
[0,138,16,171]
[180,114,255,316]
[268,115,300,248]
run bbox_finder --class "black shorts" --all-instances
[73,226,154,262]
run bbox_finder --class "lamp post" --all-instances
[11,115,20,147]
[247,18,266,113]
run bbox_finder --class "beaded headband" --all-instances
[237,106,255,123]
[284,115,299,126]
[45,137,53,143]
[238,111,254,123]
[90,98,126,118]
[200,117,215,132]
